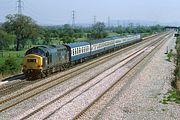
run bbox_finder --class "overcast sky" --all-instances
[0,0,180,25]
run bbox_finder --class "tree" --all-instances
[0,29,15,50]
[2,14,39,51]
[63,24,75,37]
[61,36,75,43]
[89,22,108,39]
[0,57,19,76]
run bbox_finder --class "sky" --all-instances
[0,0,180,26]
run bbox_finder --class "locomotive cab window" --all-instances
[26,48,45,56]
[27,59,36,63]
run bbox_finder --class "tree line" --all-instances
[0,14,166,51]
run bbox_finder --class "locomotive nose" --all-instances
[23,55,43,69]
[22,54,43,75]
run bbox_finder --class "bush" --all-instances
[161,89,180,104]
[167,49,173,62]
[0,57,20,76]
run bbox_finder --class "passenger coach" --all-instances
[64,42,91,63]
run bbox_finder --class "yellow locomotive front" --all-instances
[22,46,46,79]
[23,54,43,78]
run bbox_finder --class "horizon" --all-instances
[0,0,180,26]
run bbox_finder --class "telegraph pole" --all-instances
[72,10,75,28]
[17,0,23,15]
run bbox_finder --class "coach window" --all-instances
[91,45,93,51]
[76,48,77,55]
[86,46,88,52]
[79,47,81,54]
[83,47,85,53]
[77,48,79,55]
[71,49,73,56]
[88,46,90,52]
[72,49,74,56]
[74,48,77,55]
[78,47,80,54]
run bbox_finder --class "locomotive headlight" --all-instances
[37,65,43,67]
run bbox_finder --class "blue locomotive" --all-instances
[22,34,141,79]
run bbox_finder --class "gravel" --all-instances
[91,33,180,120]
[0,35,155,120]
[25,48,148,120]
[0,33,169,120]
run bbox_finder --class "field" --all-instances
[0,50,26,78]
[0,50,25,63]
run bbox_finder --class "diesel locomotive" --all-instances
[22,34,141,79]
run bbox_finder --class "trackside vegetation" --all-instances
[0,57,21,77]
[161,89,180,104]
[161,34,180,104]
[174,35,180,92]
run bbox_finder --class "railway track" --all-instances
[76,33,173,120]
[0,33,164,97]
[13,32,173,120]
[0,80,38,97]
[0,33,169,116]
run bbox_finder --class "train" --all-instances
[22,34,141,79]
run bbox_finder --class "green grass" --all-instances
[160,34,180,104]
[0,56,23,76]
[75,37,89,42]
[141,33,154,38]
[160,89,180,104]
[0,57,23,66]
[0,50,26,58]
[0,50,25,76]
[107,32,120,37]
